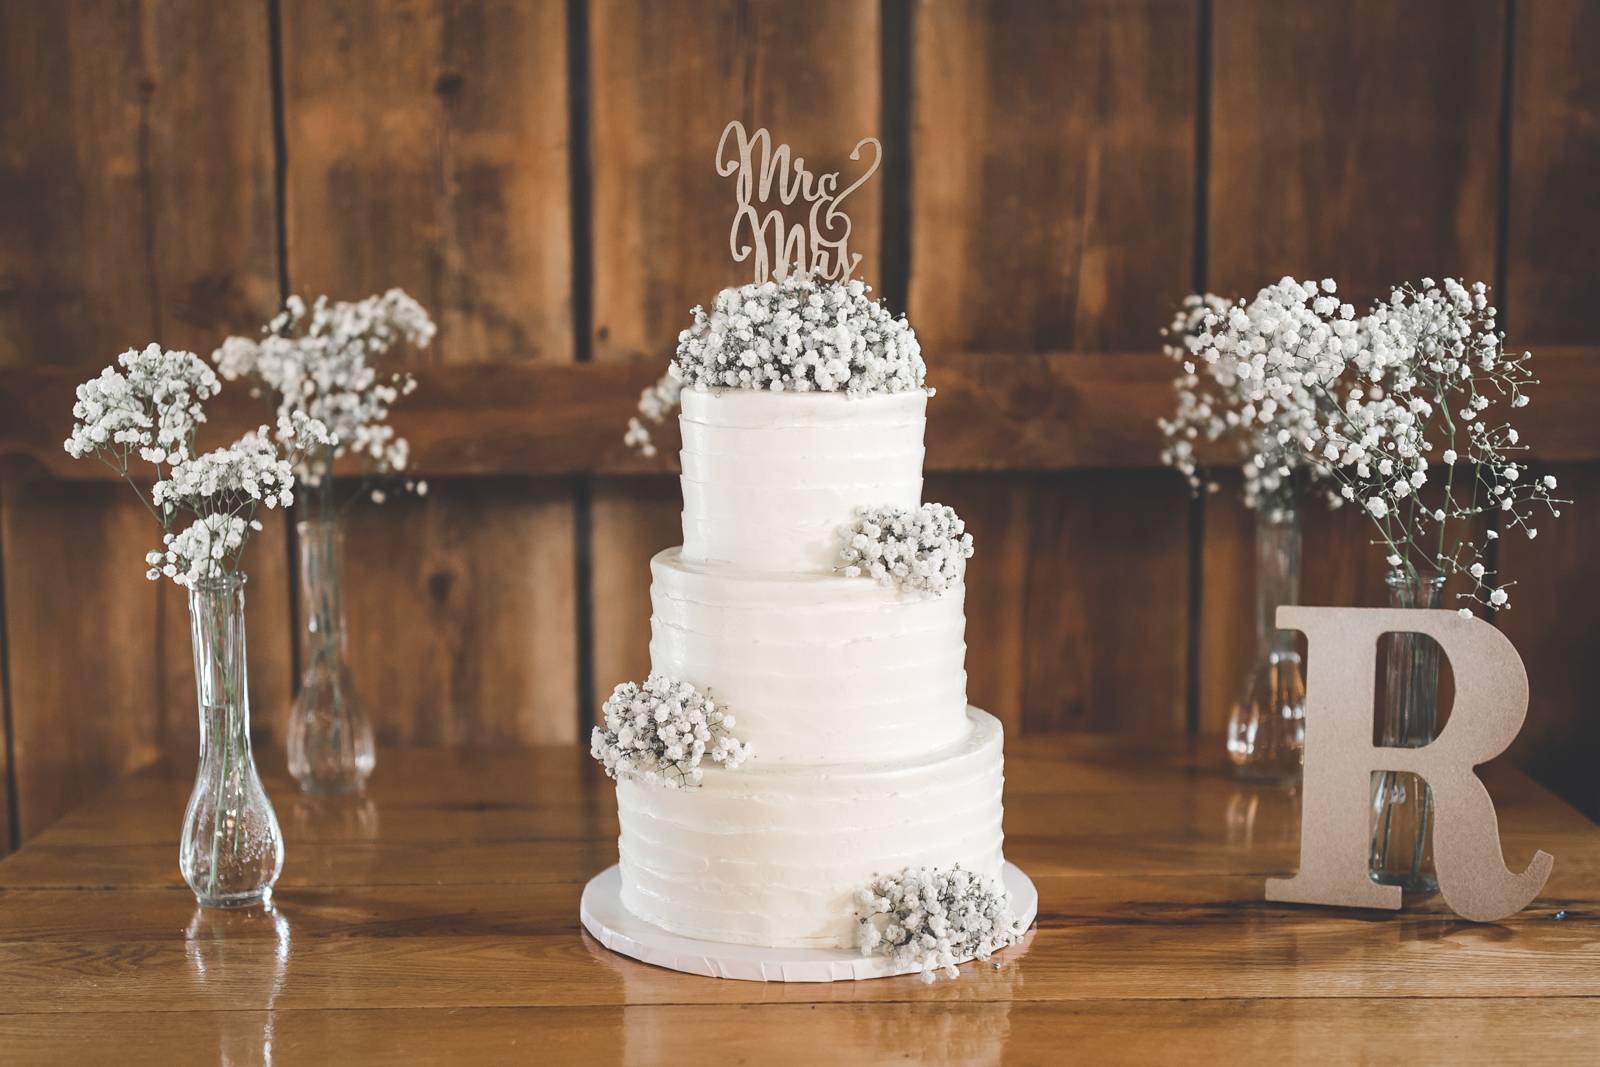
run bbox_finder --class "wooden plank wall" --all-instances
[911,0,1197,737]
[279,0,579,747]
[1497,0,1600,815]
[0,0,1596,850]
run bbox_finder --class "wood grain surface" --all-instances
[0,738,1594,1064]
[0,0,291,845]
[7,349,1600,481]
[279,0,581,745]
[1199,0,1508,732]
[1496,0,1600,821]
[280,0,573,366]
[911,0,1198,735]
[3,0,1600,861]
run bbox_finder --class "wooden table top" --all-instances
[0,738,1596,1065]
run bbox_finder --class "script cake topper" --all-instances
[717,119,881,285]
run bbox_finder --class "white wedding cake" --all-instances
[597,275,1010,953]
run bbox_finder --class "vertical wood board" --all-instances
[1200,0,1506,732]
[910,0,1199,736]
[1498,0,1600,818]
[281,0,580,744]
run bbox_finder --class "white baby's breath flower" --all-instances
[624,275,927,454]
[623,369,686,457]
[213,288,433,499]
[854,865,1020,983]
[590,673,750,787]
[656,272,924,419]
[64,348,332,587]
[65,344,221,468]
[1159,286,1345,517]
[1197,276,1566,613]
[837,504,973,597]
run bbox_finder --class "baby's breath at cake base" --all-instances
[590,673,751,789]
[855,865,1020,983]
[837,504,974,597]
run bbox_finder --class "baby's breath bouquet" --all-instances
[1159,290,1335,519]
[213,288,435,514]
[213,289,435,795]
[1192,277,1566,614]
[1190,275,1569,890]
[1159,282,1359,781]
[64,343,332,909]
[64,343,331,587]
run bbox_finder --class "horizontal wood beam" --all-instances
[4,347,1597,480]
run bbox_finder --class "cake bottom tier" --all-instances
[616,707,1005,949]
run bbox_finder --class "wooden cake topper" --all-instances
[1266,606,1553,922]
[716,119,880,285]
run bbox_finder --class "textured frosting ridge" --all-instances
[678,388,926,573]
[650,548,970,765]
[617,708,1006,948]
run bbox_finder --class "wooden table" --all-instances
[0,739,1596,1064]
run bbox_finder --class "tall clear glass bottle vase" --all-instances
[1226,500,1307,781]
[287,515,375,794]
[1369,570,1447,892]
[179,575,285,908]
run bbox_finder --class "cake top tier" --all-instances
[678,388,926,574]
[672,274,925,396]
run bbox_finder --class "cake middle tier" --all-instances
[649,548,970,765]
[678,387,926,573]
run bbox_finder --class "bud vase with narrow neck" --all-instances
[1226,500,1306,781]
[287,516,374,793]
[1369,569,1446,893]
[179,575,284,908]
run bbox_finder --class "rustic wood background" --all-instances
[0,0,1596,852]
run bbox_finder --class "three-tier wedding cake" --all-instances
[587,273,1018,972]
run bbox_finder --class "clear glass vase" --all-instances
[1226,500,1307,781]
[179,575,285,908]
[287,516,374,794]
[1369,569,1447,893]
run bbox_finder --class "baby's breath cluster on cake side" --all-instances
[590,673,751,789]
[672,273,925,395]
[855,865,1020,983]
[837,503,974,596]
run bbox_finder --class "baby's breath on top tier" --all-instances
[855,865,1020,983]
[672,273,925,396]
[838,504,974,597]
[590,673,751,789]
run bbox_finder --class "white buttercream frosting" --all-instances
[617,708,1006,948]
[678,388,926,573]
[649,548,970,765]
[611,374,1009,954]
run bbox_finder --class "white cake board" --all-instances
[580,861,1037,983]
